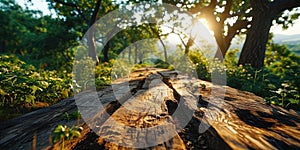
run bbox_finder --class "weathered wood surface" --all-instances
[167,72,300,149]
[95,73,186,149]
[1,68,300,150]
[0,68,155,150]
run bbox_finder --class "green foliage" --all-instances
[62,111,81,121]
[264,43,300,108]
[52,124,83,150]
[0,54,113,120]
[0,55,72,108]
[95,61,113,89]
[188,51,211,81]
[73,57,113,92]
[72,57,95,92]
[225,44,300,109]
[152,59,173,69]
[189,45,300,110]
[0,1,78,71]
[226,64,273,97]
[1,0,299,122]
[200,83,206,90]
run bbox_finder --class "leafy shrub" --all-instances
[264,43,300,108]
[0,55,72,109]
[95,61,113,89]
[53,124,83,150]
[224,45,300,109]
[188,46,300,110]
[188,51,210,81]
[62,110,81,121]
[73,57,113,91]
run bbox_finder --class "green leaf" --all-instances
[25,95,35,103]
[54,125,64,132]
[40,81,49,88]
[31,85,38,94]
[0,88,6,95]
[71,131,81,138]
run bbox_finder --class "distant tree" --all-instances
[0,0,78,70]
[0,0,40,54]
[47,0,160,64]
[46,0,117,64]
[102,24,158,62]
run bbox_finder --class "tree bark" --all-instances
[213,31,229,61]
[238,0,300,69]
[184,37,194,55]
[161,38,168,62]
[88,26,99,64]
[238,9,273,69]
[134,44,138,64]
[103,41,109,62]
[128,45,132,63]
[150,26,167,62]
[88,0,102,65]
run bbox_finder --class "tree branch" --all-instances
[272,0,300,14]
[226,20,249,44]
[89,0,102,26]
[189,0,217,15]
[220,0,233,23]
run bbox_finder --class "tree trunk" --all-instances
[134,44,138,64]
[213,31,229,61]
[238,0,300,69]
[184,37,194,55]
[158,37,167,62]
[88,0,102,65]
[103,41,109,62]
[163,42,168,62]
[128,46,132,63]
[238,9,273,69]
[88,26,99,64]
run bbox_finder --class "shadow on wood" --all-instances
[0,68,299,150]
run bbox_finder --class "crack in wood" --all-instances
[1,68,300,150]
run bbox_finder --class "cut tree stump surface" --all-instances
[0,68,299,150]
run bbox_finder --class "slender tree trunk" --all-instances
[163,44,167,62]
[138,53,143,63]
[88,26,99,64]
[158,38,167,62]
[128,46,132,63]
[238,8,274,69]
[149,26,168,62]
[184,37,195,55]
[134,44,138,64]
[88,0,102,65]
[103,41,109,62]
